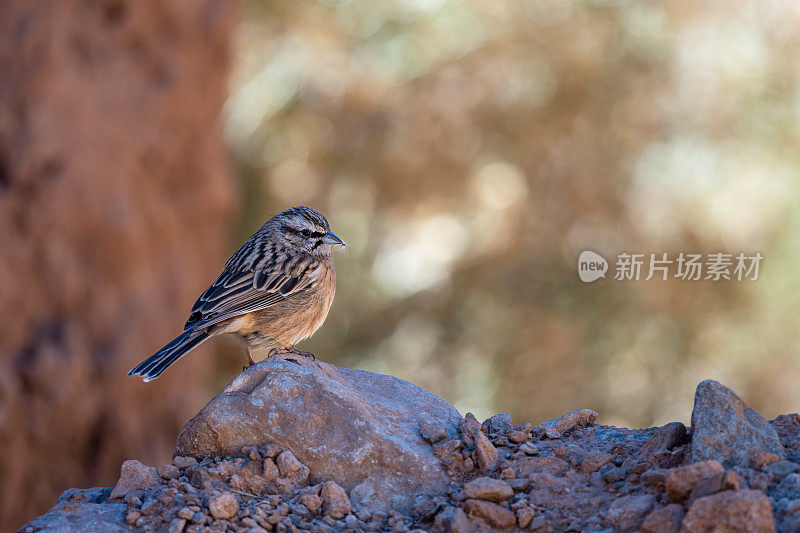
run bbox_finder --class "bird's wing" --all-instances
[184,253,320,331]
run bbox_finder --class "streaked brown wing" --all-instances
[184,254,319,331]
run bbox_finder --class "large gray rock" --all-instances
[18,488,127,533]
[691,379,785,468]
[175,354,462,511]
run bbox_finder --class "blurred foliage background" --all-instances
[219,0,800,428]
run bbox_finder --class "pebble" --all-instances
[602,466,629,483]
[167,517,186,533]
[158,464,181,480]
[209,492,238,520]
[463,477,514,501]
[321,481,352,519]
[507,423,532,444]
[301,493,323,512]
[517,506,536,528]
[519,442,539,455]
[126,510,141,525]
[474,432,499,472]
[276,450,302,476]
[172,456,198,469]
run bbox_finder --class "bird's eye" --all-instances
[301,229,311,237]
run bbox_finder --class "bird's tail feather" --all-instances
[128,330,210,382]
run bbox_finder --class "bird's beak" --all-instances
[323,230,346,246]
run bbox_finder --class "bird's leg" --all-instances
[243,347,256,371]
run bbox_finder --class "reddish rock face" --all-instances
[681,490,776,533]
[691,380,785,468]
[665,460,724,503]
[641,504,686,533]
[606,494,656,533]
[463,499,517,529]
[175,354,462,511]
[0,1,235,528]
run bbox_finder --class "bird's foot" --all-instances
[288,346,316,361]
[269,344,316,360]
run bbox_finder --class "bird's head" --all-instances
[275,206,345,256]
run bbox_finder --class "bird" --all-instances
[128,206,345,382]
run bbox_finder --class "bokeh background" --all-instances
[3,0,800,528]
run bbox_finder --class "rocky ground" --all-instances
[19,355,800,532]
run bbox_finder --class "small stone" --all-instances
[463,457,475,472]
[126,510,141,525]
[634,422,687,463]
[464,499,516,529]
[123,493,142,507]
[501,467,515,479]
[433,506,471,533]
[682,489,776,532]
[301,494,323,512]
[459,413,482,448]
[178,507,194,520]
[665,460,724,502]
[321,481,352,519]
[475,431,499,472]
[580,452,613,474]
[290,503,310,517]
[519,443,539,455]
[640,504,685,533]
[241,445,261,461]
[111,460,162,499]
[507,478,529,492]
[754,451,781,469]
[463,477,514,501]
[605,494,656,533]
[159,464,181,480]
[516,507,536,528]
[641,469,667,489]
[484,413,514,434]
[763,460,800,478]
[168,517,187,533]
[172,456,198,469]
[507,423,532,444]
[262,458,279,481]
[259,444,281,459]
[276,450,302,476]
[687,470,743,506]
[420,420,448,444]
[536,409,597,439]
[209,492,238,520]
[602,466,628,483]
[344,514,359,528]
